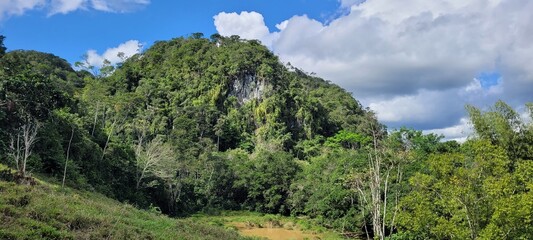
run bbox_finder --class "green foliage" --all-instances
[52,35,374,217]
[325,130,371,150]
[397,139,533,239]
[230,150,299,214]
[289,150,366,232]
[0,50,147,205]
[467,100,533,161]
[0,35,6,58]
[105,36,369,153]
[6,34,531,239]
[288,128,458,237]
[0,167,247,240]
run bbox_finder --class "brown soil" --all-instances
[231,222,321,240]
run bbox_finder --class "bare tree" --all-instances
[9,120,41,177]
[100,101,133,161]
[351,124,406,240]
[152,153,184,214]
[62,127,75,188]
[9,131,21,172]
[91,102,100,136]
[135,135,174,189]
[100,116,118,161]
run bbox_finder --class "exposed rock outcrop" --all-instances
[229,74,267,104]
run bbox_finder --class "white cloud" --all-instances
[89,0,149,13]
[0,0,45,19]
[213,0,533,140]
[275,20,289,31]
[49,0,85,15]
[214,11,278,47]
[367,89,465,129]
[424,118,473,143]
[339,0,365,9]
[0,0,149,19]
[518,107,532,125]
[85,40,142,68]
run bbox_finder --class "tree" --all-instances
[75,52,128,78]
[0,35,6,58]
[350,125,408,240]
[9,119,41,177]
[467,100,532,161]
[190,32,204,39]
[152,152,182,215]
[397,140,510,239]
[99,59,115,77]
[231,150,299,213]
[62,126,74,188]
[289,149,364,232]
[135,135,174,189]
[74,54,97,76]
[479,160,533,239]
[325,130,370,150]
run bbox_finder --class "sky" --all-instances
[1,0,532,141]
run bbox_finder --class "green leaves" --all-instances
[231,150,298,214]
[467,101,533,161]
[0,35,6,58]
[0,52,74,126]
[325,130,371,150]
[288,149,364,231]
[396,138,533,239]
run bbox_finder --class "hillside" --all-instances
[101,34,374,151]
[0,164,247,240]
[1,34,380,217]
[1,34,532,239]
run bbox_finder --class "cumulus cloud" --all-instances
[339,0,365,9]
[214,11,269,40]
[90,0,150,13]
[85,40,142,68]
[366,77,503,130]
[424,118,473,143]
[0,0,46,19]
[214,0,533,140]
[214,11,280,47]
[0,0,149,19]
[49,0,85,15]
[368,89,464,129]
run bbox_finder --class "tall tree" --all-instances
[9,119,41,177]
[467,101,533,162]
[62,126,75,188]
[135,135,174,189]
[397,140,510,239]
[352,131,407,240]
[0,35,6,58]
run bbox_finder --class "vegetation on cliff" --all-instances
[1,34,532,239]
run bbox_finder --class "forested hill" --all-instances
[98,34,378,152]
[2,35,532,239]
[1,34,380,214]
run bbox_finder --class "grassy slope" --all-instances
[0,165,247,240]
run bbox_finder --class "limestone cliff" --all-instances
[228,74,268,104]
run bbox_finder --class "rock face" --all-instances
[229,74,267,104]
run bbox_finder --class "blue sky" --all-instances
[1,0,532,141]
[1,0,340,64]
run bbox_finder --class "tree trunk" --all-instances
[62,127,75,188]
[91,102,100,136]
[101,117,117,161]
[21,121,40,177]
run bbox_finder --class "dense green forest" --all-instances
[1,34,532,239]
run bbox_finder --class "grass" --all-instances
[0,164,249,240]
[189,211,346,239]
